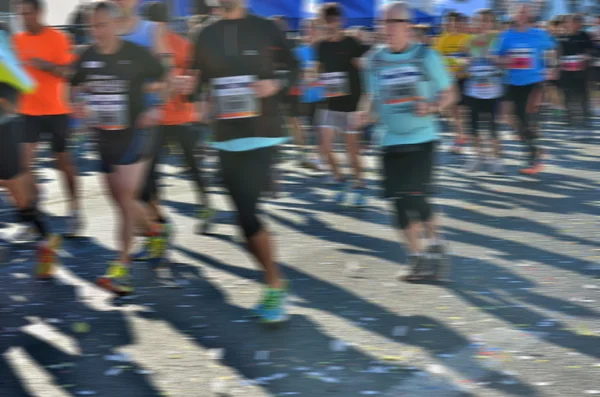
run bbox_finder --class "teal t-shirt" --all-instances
[364,44,452,147]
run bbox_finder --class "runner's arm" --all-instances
[268,19,299,94]
[152,23,173,101]
[33,32,74,79]
[424,49,456,114]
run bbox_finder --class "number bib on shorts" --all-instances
[561,55,586,72]
[90,94,129,131]
[212,75,260,120]
[508,48,534,70]
[321,72,349,98]
[379,65,421,109]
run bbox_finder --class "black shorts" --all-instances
[22,114,71,153]
[97,129,154,173]
[0,116,22,180]
[457,79,467,106]
[382,141,436,199]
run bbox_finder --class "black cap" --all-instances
[142,1,169,23]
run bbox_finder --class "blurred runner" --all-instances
[0,22,60,278]
[464,9,505,173]
[13,0,82,237]
[294,18,325,171]
[70,1,166,296]
[358,1,455,282]
[435,11,471,154]
[317,3,369,207]
[492,4,556,175]
[558,14,594,141]
[115,0,173,262]
[141,1,216,235]
[189,0,298,324]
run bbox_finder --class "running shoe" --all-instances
[426,242,452,281]
[490,158,506,175]
[352,187,367,208]
[131,239,151,262]
[148,222,172,268]
[466,157,483,173]
[256,288,290,324]
[334,182,350,205]
[398,254,432,283]
[196,207,217,235]
[251,280,290,317]
[36,234,61,280]
[96,261,134,296]
[519,162,543,175]
[13,225,38,243]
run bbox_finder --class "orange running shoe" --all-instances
[35,235,61,280]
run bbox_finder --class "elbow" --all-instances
[449,86,459,107]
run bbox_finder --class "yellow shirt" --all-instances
[435,33,471,78]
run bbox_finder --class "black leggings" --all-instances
[394,195,433,230]
[219,147,273,239]
[468,97,499,139]
[507,83,541,161]
[141,124,208,207]
[561,77,591,129]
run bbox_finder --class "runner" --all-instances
[558,14,594,141]
[189,0,298,323]
[294,18,325,171]
[464,9,505,173]
[357,1,455,282]
[141,1,216,235]
[0,23,60,278]
[13,0,82,237]
[70,1,166,296]
[114,0,173,261]
[492,4,556,175]
[316,2,369,207]
[435,11,471,154]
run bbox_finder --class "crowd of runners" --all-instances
[0,0,598,324]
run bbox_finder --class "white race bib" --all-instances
[90,94,129,131]
[379,66,421,108]
[561,55,586,71]
[466,64,502,99]
[212,75,260,120]
[321,72,349,98]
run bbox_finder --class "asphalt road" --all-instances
[0,117,599,397]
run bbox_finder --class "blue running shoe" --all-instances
[251,281,290,318]
[334,183,349,205]
[257,288,289,324]
[352,188,367,208]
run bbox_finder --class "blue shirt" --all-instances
[492,28,555,86]
[364,44,452,147]
[294,44,323,103]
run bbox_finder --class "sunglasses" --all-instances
[380,18,411,25]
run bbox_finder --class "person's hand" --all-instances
[252,79,280,98]
[413,101,437,117]
[546,68,558,81]
[174,75,195,95]
[350,111,370,130]
[29,57,54,72]
[136,107,163,129]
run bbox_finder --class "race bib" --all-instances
[304,61,321,87]
[508,48,534,70]
[321,72,349,98]
[561,55,585,71]
[212,75,260,120]
[379,66,421,107]
[467,64,502,99]
[90,94,129,131]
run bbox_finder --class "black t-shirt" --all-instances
[70,40,165,132]
[317,36,367,112]
[190,14,299,142]
[560,31,594,78]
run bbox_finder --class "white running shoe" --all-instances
[490,158,506,175]
[466,157,483,173]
